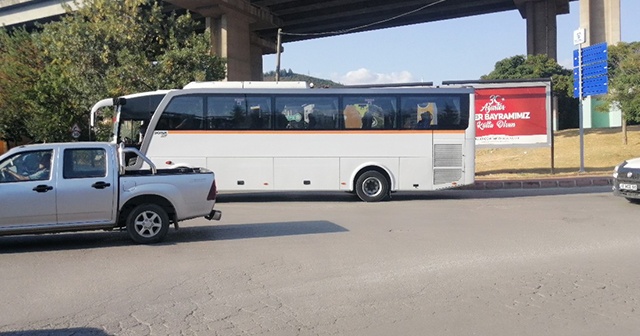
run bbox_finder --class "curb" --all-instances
[464,176,614,190]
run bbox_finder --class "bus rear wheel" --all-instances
[355,170,389,202]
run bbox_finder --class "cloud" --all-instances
[332,68,416,85]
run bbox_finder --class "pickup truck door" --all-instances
[55,147,117,225]
[0,149,56,227]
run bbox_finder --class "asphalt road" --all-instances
[1,186,639,336]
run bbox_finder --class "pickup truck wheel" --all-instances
[126,204,170,244]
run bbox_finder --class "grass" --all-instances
[475,125,640,180]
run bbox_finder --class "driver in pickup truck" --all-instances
[3,153,51,181]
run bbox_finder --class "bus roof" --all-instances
[183,81,310,89]
[170,86,474,96]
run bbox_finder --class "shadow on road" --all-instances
[169,220,348,242]
[391,185,612,201]
[0,230,132,253]
[217,185,612,203]
[0,221,347,253]
[218,191,360,203]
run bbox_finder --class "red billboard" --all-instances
[474,83,551,147]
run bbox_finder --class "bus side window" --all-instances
[276,98,304,130]
[342,96,396,130]
[305,102,339,130]
[400,97,437,130]
[207,96,249,130]
[276,111,290,129]
[437,101,463,129]
[246,96,272,130]
[157,96,204,131]
[402,115,415,129]
[343,104,362,129]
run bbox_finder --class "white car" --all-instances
[613,158,640,203]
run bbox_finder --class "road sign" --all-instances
[573,42,608,98]
[573,28,586,45]
[581,43,607,63]
[582,63,608,77]
[572,31,606,175]
[71,123,81,139]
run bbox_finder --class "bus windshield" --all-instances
[90,90,170,145]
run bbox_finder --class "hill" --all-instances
[263,70,343,88]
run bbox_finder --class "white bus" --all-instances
[92,81,475,202]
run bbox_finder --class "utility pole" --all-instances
[275,28,282,82]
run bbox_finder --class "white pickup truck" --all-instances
[0,142,221,243]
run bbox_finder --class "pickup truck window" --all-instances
[0,150,52,182]
[63,148,107,179]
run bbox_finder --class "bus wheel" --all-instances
[126,204,170,244]
[355,171,389,202]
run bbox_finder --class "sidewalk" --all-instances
[467,175,614,190]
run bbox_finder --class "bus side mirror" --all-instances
[114,97,127,106]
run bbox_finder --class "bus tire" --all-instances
[126,204,170,244]
[355,170,389,202]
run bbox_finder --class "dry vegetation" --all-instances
[475,125,640,180]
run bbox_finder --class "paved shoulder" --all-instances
[468,175,613,190]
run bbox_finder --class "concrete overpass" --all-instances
[0,0,620,80]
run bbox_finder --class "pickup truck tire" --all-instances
[126,204,170,244]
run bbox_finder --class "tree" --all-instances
[482,54,579,129]
[595,42,640,145]
[600,42,640,127]
[0,0,226,144]
[0,28,44,146]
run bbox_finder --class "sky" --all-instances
[262,0,640,86]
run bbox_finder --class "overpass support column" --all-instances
[579,0,620,45]
[183,0,277,81]
[526,0,556,59]
[516,0,570,60]
[169,0,280,80]
[207,10,274,81]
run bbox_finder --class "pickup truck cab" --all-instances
[0,142,221,243]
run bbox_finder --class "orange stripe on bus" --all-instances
[164,130,466,135]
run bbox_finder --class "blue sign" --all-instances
[582,43,608,64]
[582,78,608,97]
[582,63,608,77]
[573,43,608,98]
